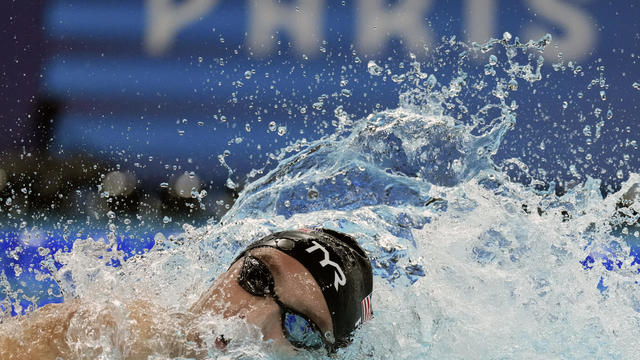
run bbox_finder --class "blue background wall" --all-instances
[33,0,640,192]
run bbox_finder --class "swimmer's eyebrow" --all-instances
[254,252,283,277]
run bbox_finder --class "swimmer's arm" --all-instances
[0,301,78,360]
[0,300,200,360]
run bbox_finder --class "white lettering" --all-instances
[356,0,434,56]
[465,0,496,45]
[142,0,597,61]
[306,240,347,291]
[248,0,324,57]
[524,0,596,61]
[145,0,220,56]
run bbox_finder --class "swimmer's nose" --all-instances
[240,296,280,323]
[235,297,283,341]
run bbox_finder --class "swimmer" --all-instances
[0,228,373,359]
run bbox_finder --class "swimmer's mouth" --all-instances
[215,334,229,350]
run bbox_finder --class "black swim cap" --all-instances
[233,228,373,349]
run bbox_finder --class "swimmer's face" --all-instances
[191,247,333,352]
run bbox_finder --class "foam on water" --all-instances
[2,35,640,358]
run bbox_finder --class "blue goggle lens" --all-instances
[282,311,325,349]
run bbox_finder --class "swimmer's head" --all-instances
[234,228,373,350]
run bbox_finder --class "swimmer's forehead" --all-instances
[247,247,333,333]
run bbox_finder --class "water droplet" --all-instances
[341,89,352,97]
[163,216,172,224]
[503,32,512,41]
[268,121,277,132]
[177,129,185,136]
[633,82,640,91]
[488,55,498,66]
[160,182,169,188]
[13,264,22,277]
[277,126,287,136]
[198,56,203,63]
[308,189,319,199]
[225,178,237,190]
[334,105,347,119]
[245,123,251,132]
[426,74,437,89]
[244,70,252,79]
[367,60,383,76]
[616,170,624,179]
[284,200,291,207]
[299,106,307,114]
[600,90,606,101]
[197,121,205,126]
[607,109,613,119]
[594,108,602,117]
[391,74,405,84]
[220,115,227,123]
[508,79,518,91]
[107,211,116,219]
[562,101,568,109]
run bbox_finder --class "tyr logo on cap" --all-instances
[305,240,346,291]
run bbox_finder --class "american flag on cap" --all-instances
[361,293,373,323]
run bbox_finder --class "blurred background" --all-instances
[1,0,638,234]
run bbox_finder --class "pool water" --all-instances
[2,36,640,359]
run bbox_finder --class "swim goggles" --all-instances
[237,254,335,351]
